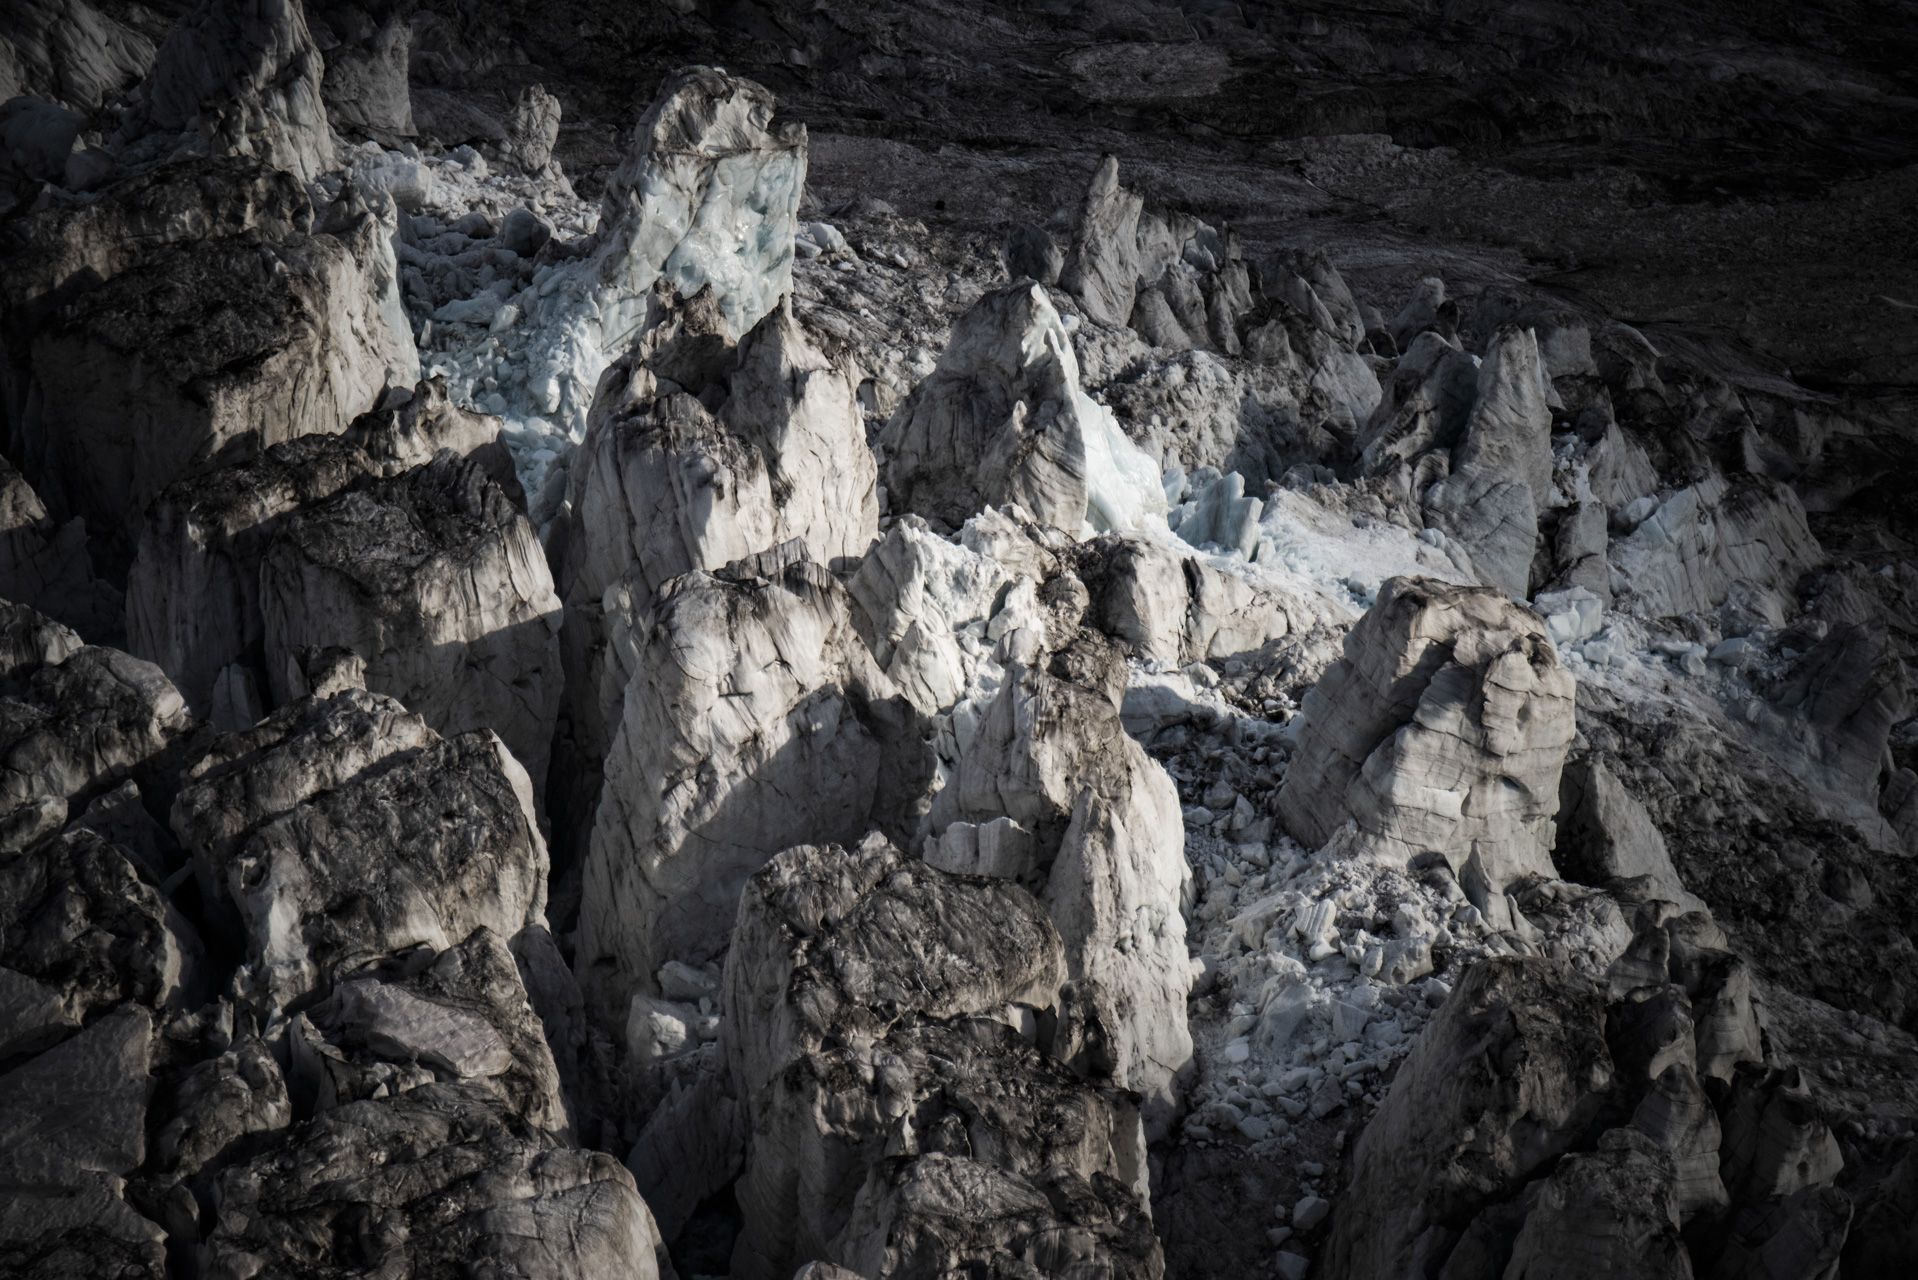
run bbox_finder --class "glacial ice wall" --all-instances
[374,68,804,531]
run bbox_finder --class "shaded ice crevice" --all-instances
[344,143,603,524]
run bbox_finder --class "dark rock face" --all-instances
[725,836,1161,1280]
[1323,905,1847,1280]
[1322,956,1616,1278]
[0,607,196,850]
[0,155,307,327]
[0,0,157,114]
[202,1082,666,1280]
[150,1035,292,1198]
[0,639,646,1279]
[0,1006,166,1280]
[309,0,417,146]
[1571,681,1918,1034]
[3,166,415,577]
[0,825,204,1051]
[0,454,123,642]
[289,925,572,1132]
[134,0,336,182]
[173,688,550,1012]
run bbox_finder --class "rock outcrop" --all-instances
[310,0,416,145]
[1322,895,1813,1280]
[140,627,632,1280]
[347,375,520,485]
[725,836,1161,1280]
[0,1006,164,1280]
[172,688,550,1013]
[1129,214,1258,358]
[127,379,516,724]
[1277,576,1576,912]
[289,926,571,1135]
[0,156,303,317]
[11,174,417,570]
[1357,331,1480,476]
[132,0,335,182]
[258,448,561,779]
[565,285,874,604]
[1320,957,1614,1278]
[555,286,878,833]
[1059,154,1144,330]
[1266,249,1365,354]
[624,1056,747,1245]
[549,282,877,864]
[576,547,932,1020]
[1495,1128,1693,1279]
[1768,620,1910,824]
[202,1083,667,1280]
[0,825,203,1055]
[0,610,196,851]
[1554,757,1707,910]
[880,281,1167,535]
[1060,153,1300,368]
[501,82,563,173]
[1083,530,1320,667]
[1420,327,1554,597]
[149,1034,292,1206]
[0,598,83,689]
[925,593,1192,1139]
[1845,1144,1918,1277]
[1609,471,1822,621]
[128,433,374,721]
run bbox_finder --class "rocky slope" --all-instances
[1,2,1915,1279]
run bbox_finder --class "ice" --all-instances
[1709,636,1758,668]
[1578,628,1631,669]
[1208,484,1475,623]
[1615,494,1660,532]
[1083,392,1171,534]
[804,221,847,253]
[1169,470,1263,558]
[432,291,504,326]
[350,142,435,212]
[385,71,807,533]
[597,144,804,354]
[1017,284,1169,535]
[1536,586,1606,648]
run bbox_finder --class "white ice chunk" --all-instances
[1535,586,1605,648]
